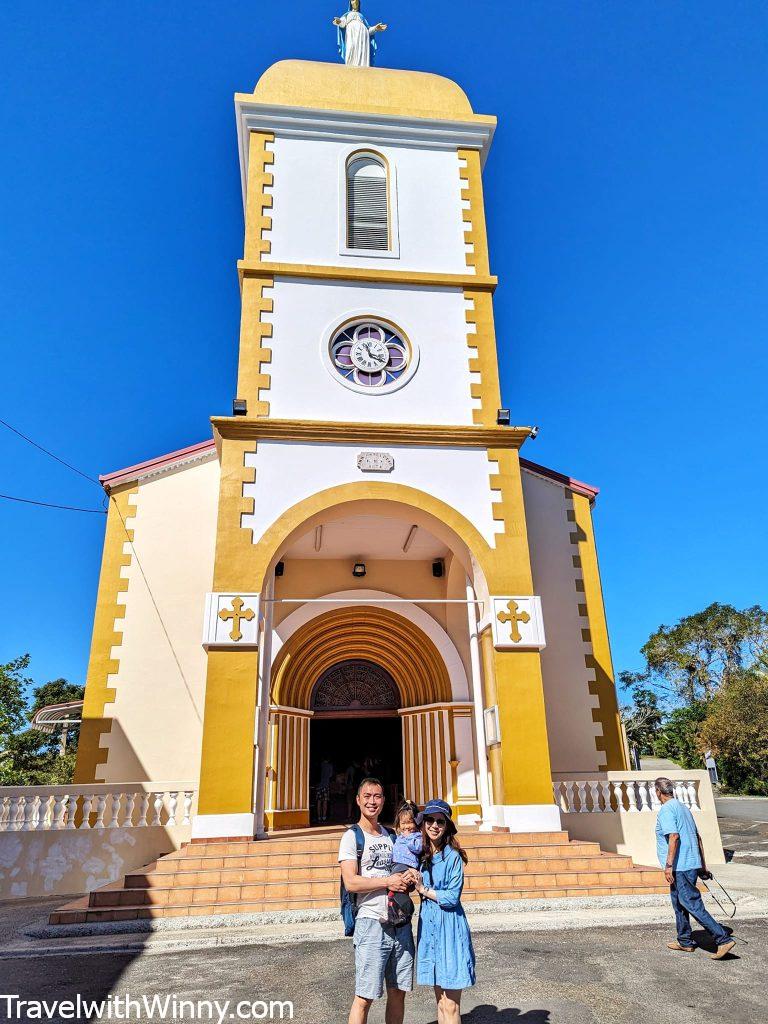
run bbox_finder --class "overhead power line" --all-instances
[0,417,101,486]
[0,493,106,514]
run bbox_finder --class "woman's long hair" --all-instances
[420,815,468,875]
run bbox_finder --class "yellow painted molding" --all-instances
[212,416,531,449]
[74,483,138,784]
[238,259,497,292]
[571,491,628,771]
[271,606,452,709]
[265,809,310,831]
[243,131,274,262]
[487,448,537,593]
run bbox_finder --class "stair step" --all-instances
[53,882,668,925]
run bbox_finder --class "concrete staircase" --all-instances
[49,827,667,925]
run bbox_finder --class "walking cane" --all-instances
[698,871,737,919]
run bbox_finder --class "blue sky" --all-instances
[1,2,766,700]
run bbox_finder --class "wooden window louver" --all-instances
[347,157,388,250]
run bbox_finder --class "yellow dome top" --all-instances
[253,60,477,121]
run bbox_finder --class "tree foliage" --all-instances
[0,655,82,785]
[699,671,768,796]
[622,602,768,793]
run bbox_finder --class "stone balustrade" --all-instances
[0,783,196,834]
[553,776,701,815]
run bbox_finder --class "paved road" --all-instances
[715,797,768,822]
[0,921,761,1024]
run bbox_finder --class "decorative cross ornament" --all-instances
[490,596,546,650]
[218,597,255,642]
[203,593,261,649]
[496,600,530,644]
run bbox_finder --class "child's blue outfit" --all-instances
[384,832,422,925]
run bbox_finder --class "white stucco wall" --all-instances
[268,137,468,272]
[521,469,602,773]
[264,278,475,424]
[243,441,501,547]
[99,457,219,783]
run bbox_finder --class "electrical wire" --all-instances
[0,418,101,486]
[0,493,106,514]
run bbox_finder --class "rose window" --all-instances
[330,322,409,389]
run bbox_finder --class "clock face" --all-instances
[350,336,389,372]
[330,321,411,391]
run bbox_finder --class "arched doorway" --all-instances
[309,659,404,825]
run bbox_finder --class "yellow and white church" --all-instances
[74,56,629,843]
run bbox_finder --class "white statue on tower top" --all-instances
[333,0,387,67]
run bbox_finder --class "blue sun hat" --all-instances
[416,799,453,826]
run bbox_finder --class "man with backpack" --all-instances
[338,776,415,1024]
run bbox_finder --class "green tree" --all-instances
[27,677,84,754]
[641,603,768,703]
[699,671,768,795]
[619,680,663,755]
[653,702,708,769]
[0,654,30,748]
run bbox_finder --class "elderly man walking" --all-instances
[654,776,735,959]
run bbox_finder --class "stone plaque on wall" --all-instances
[357,451,394,473]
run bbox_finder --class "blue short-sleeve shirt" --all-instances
[655,798,701,871]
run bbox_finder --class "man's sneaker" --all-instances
[710,940,736,960]
[667,941,696,952]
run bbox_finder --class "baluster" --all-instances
[182,791,193,826]
[137,792,151,827]
[649,784,661,810]
[562,781,574,813]
[52,794,68,829]
[151,793,164,827]
[637,781,651,812]
[167,792,178,827]
[687,780,700,810]
[576,781,588,812]
[602,778,614,811]
[673,781,686,805]
[0,795,9,831]
[625,781,638,812]
[123,792,137,827]
[80,794,94,829]
[108,793,122,829]
[93,795,107,829]
[65,794,78,829]
[588,780,601,812]
[42,794,56,828]
[22,796,39,831]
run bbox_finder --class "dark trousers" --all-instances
[388,861,415,922]
[670,869,729,946]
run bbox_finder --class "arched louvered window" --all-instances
[346,155,389,250]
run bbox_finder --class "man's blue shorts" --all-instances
[353,916,414,1000]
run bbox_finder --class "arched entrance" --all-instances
[309,659,403,824]
[263,606,478,830]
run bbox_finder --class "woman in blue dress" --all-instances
[412,799,476,1023]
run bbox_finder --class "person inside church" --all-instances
[316,756,335,823]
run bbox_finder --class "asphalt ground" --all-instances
[719,816,768,869]
[715,797,768,824]
[0,921,761,1024]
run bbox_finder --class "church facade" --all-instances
[75,60,627,841]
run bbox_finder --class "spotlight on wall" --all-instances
[529,425,540,440]
[352,562,367,578]
[232,398,248,416]
[497,408,511,426]
[275,561,285,577]
[432,559,445,578]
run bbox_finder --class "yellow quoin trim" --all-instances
[197,438,261,818]
[236,276,274,417]
[244,132,274,262]
[571,491,628,771]
[465,290,502,428]
[458,149,490,277]
[74,483,138,784]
